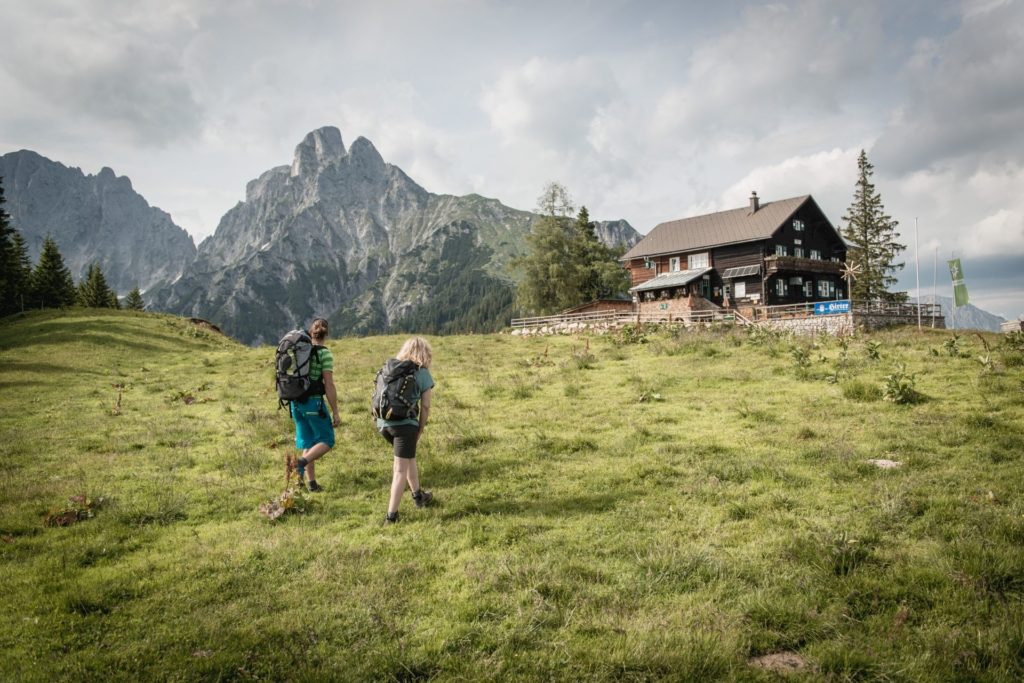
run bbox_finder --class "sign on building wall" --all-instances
[814,300,850,315]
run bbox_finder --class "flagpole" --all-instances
[915,217,921,331]
[932,246,937,328]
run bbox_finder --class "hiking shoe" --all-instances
[307,481,323,493]
[385,512,399,524]
[295,457,307,482]
[412,489,433,508]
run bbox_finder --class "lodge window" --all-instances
[669,256,681,272]
[700,275,710,297]
[818,280,835,298]
[735,281,746,298]
[793,219,805,232]
[775,279,789,296]
[688,252,709,269]
[804,281,814,297]
[775,245,787,256]
[810,249,821,260]
[794,246,805,258]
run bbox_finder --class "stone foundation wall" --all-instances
[759,313,855,336]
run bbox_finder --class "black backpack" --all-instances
[371,359,421,420]
[275,329,325,408]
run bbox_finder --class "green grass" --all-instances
[1,310,1023,681]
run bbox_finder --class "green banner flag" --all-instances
[947,258,969,307]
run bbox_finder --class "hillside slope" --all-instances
[1,311,1022,680]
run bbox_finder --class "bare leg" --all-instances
[300,442,331,481]
[405,459,420,494]
[388,458,410,514]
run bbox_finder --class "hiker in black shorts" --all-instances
[377,336,435,523]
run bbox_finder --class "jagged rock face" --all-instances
[0,150,196,292]
[594,219,642,251]
[150,127,541,344]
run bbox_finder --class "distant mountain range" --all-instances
[1,128,640,343]
[0,150,196,292]
[913,294,1007,332]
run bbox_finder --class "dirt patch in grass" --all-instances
[749,651,811,674]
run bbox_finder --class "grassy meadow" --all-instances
[1,309,1023,681]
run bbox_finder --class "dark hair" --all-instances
[309,318,329,341]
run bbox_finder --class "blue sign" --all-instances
[814,300,850,315]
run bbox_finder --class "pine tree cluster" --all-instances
[513,183,631,316]
[0,177,144,316]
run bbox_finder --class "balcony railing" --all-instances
[764,255,843,275]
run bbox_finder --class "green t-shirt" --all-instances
[377,366,434,430]
[310,346,333,383]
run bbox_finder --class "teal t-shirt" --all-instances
[377,366,434,430]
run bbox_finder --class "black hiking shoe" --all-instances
[385,512,399,524]
[307,481,323,493]
[412,489,433,508]
[295,457,307,482]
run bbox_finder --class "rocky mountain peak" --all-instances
[348,136,386,175]
[290,126,346,177]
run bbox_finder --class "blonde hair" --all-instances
[396,336,432,368]
[309,318,329,342]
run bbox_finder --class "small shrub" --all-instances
[613,323,652,345]
[864,340,882,361]
[943,334,963,357]
[882,363,920,404]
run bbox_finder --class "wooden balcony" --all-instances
[764,255,843,276]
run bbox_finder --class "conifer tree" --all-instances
[513,182,581,315]
[125,287,145,311]
[32,237,76,308]
[0,177,30,316]
[513,183,631,315]
[841,150,906,302]
[7,231,33,312]
[77,263,117,308]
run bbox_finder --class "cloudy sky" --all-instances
[2,0,1022,318]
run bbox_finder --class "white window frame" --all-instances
[669,256,681,272]
[734,281,746,298]
[688,252,709,269]
[810,249,821,260]
[804,281,814,297]
[775,279,789,296]
[794,246,805,258]
[775,244,787,257]
[793,219,805,232]
[818,280,834,298]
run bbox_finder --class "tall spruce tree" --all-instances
[0,177,31,316]
[572,206,630,302]
[7,232,33,312]
[124,287,145,311]
[841,150,906,302]
[32,237,77,308]
[77,263,118,308]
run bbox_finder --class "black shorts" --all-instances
[381,424,419,459]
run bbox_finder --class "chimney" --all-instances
[749,191,759,213]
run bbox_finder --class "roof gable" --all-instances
[623,195,811,261]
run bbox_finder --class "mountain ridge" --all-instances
[0,150,197,292]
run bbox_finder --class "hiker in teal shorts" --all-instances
[293,318,340,492]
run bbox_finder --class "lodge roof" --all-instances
[622,195,812,261]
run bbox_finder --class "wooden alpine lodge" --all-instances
[511,192,943,335]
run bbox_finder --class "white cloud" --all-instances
[480,57,620,152]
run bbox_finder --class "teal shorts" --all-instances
[291,397,335,450]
